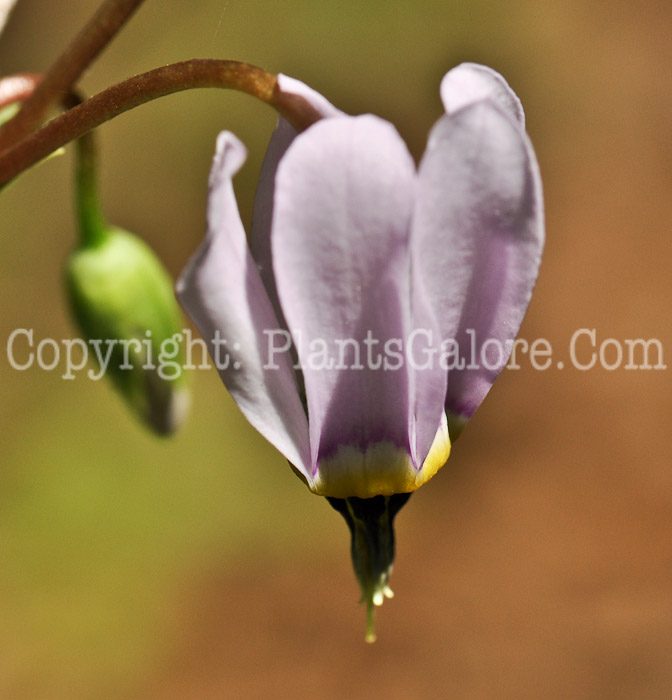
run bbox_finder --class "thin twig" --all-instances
[0,59,323,188]
[0,0,147,151]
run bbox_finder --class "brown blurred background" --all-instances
[1,0,671,698]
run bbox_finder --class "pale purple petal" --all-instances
[0,0,18,36]
[413,102,544,429]
[408,262,448,463]
[176,131,312,481]
[276,74,343,121]
[272,116,417,470]
[440,63,525,128]
[250,75,343,321]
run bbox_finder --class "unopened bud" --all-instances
[65,227,189,435]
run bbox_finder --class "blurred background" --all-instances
[1,0,671,697]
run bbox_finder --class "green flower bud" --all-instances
[65,226,189,435]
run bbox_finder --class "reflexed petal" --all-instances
[276,74,343,121]
[440,63,525,128]
[250,75,343,321]
[413,102,544,430]
[176,131,312,481]
[272,115,417,483]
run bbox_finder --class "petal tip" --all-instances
[440,63,525,128]
[209,131,247,189]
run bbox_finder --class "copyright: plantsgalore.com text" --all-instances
[4,327,667,381]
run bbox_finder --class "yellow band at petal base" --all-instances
[310,416,451,499]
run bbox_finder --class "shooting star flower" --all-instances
[177,63,544,640]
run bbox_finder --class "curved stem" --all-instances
[0,59,323,188]
[1,78,106,241]
[0,0,147,151]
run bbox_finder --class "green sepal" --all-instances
[0,103,20,127]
